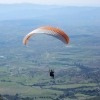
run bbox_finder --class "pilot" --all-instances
[49,69,54,79]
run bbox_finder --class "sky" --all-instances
[0,0,100,6]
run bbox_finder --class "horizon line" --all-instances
[0,3,100,7]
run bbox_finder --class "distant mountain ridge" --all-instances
[0,3,100,21]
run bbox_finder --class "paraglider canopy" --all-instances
[23,26,70,45]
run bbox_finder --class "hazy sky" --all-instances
[0,0,100,6]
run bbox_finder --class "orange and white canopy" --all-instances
[23,26,70,45]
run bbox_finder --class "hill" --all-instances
[0,3,100,22]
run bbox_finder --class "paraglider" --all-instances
[23,26,70,79]
[23,26,70,45]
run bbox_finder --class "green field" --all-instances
[0,5,100,100]
[0,32,100,99]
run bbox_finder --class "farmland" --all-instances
[0,4,100,100]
